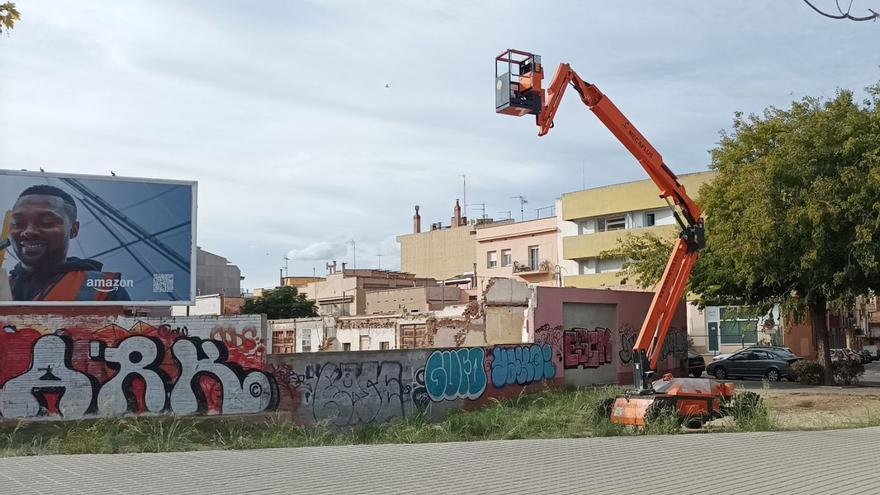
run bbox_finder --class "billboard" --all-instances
[0,170,196,305]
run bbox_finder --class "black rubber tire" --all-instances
[644,398,677,424]
[595,398,615,420]
[765,368,781,382]
[691,370,703,378]
[683,415,706,429]
[713,366,727,379]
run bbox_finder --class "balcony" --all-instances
[563,224,677,260]
[512,259,553,275]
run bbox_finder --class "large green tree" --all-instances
[604,84,880,384]
[240,285,318,320]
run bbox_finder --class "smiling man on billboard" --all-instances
[6,185,131,302]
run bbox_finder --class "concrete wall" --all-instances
[197,248,242,296]
[269,338,564,427]
[531,287,687,387]
[0,314,271,420]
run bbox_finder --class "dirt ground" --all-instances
[764,391,880,429]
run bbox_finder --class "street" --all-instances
[1,427,878,495]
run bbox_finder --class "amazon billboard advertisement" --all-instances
[0,170,196,306]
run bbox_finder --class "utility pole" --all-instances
[458,174,467,214]
[283,256,290,277]
[511,195,528,221]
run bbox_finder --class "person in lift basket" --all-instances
[6,185,131,302]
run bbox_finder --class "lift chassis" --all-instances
[495,49,735,426]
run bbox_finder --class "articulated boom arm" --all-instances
[496,50,704,392]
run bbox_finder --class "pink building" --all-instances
[529,286,688,386]
[475,217,559,290]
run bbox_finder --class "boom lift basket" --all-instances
[495,49,542,117]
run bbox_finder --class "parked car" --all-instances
[712,345,795,362]
[706,349,801,381]
[859,349,873,363]
[688,349,706,378]
[831,349,864,364]
[863,345,880,360]
[830,349,846,362]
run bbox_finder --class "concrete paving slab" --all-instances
[1,427,878,495]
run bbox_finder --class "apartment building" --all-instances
[558,171,716,288]
[475,216,559,290]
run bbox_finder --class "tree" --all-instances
[604,83,880,384]
[0,2,20,34]
[240,285,318,320]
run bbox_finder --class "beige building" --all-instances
[397,201,479,280]
[365,286,465,315]
[475,216,559,290]
[558,171,716,288]
[301,264,438,316]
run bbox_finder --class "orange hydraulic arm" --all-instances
[495,50,705,392]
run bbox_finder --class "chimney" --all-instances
[326,260,337,275]
[452,199,462,227]
[413,205,421,234]
[341,262,347,272]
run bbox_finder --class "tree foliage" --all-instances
[605,83,880,383]
[240,285,318,320]
[0,2,20,34]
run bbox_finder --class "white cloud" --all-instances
[287,242,349,261]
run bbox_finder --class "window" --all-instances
[596,215,626,232]
[301,333,312,352]
[487,250,498,269]
[360,335,371,350]
[380,341,390,350]
[528,246,539,270]
[644,212,655,227]
[343,343,351,351]
[597,257,623,273]
[604,215,626,231]
[719,307,759,345]
[501,249,512,267]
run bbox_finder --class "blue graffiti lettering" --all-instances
[424,348,487,401]
[491,344,556,388]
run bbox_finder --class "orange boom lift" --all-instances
[495,49,735,427]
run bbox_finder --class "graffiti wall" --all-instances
[0,314,274,420]
[531,287,687,387]
[268,339,564,427]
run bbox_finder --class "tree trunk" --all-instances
[810,296,834,385]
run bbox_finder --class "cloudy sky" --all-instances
[1,1,877,291]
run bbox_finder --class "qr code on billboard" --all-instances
[153,273,174,293]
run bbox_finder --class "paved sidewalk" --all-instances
[2,427,879,495]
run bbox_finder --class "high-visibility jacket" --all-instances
[37,271,123,301]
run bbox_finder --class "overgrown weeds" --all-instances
[1,384,876,457]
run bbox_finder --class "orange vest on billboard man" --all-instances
[38,270,124,301]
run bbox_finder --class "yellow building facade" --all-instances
[559,171,716,288]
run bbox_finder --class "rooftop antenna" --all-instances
[458,174,467,214]
[511,195,528,221]
[468,203,487,220]
[376,253,383,269]
[348,239,357,268]
[497,210,512,220]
